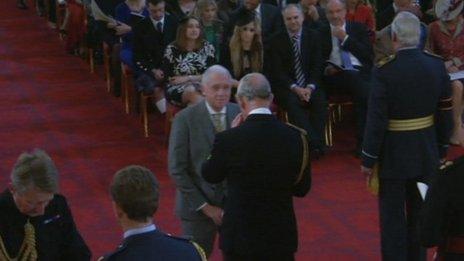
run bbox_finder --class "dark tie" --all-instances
[156,21,163,33]
[339,39,354,70]
[291,35,306,87]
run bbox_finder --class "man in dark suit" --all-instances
[319,0,373,155]
[132,0,178,112]
[202,73,311,261]
[0,149,91,261]
[168,65,240,257]
[361,12,453,261]
[227,0,284,48]
[420,156,464,260]
[101,165,206,261]
[270,4,327,156]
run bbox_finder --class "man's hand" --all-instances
[324,65,341,76]
[306,5,319,21]
[447,65,459,73]
[201,204,223,226]
[169,76,189,85]
[114,23,131,36]
[361,165,373,184]
[292,87,312,102]
[231,113,245,128]
[152,69,164,81]
[332,26,347,41]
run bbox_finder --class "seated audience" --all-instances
[345,0,375,41]
[113,0,149,69]
[100,165,206,260]
[270,4,327,157]
[300,0,328,29]
[91,0,125,96]
[319,0,373,155]
[194,0,225,62]
[167,0,197,21]
[0,149,91,260]
[162,16,215,107]
[133,0,178,113]
[420,156,464,260]
[227,0,284,49]
[376,0,422,30]
[222,12,263,80]
[428,0,464,146]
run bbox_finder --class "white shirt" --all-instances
[205,101,227,130]
[150,16,165,31]
[328,23,362,67]
[123,224,156,239]
[249,108,272,115]
[254,4,261,21]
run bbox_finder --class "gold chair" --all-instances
[102,42,112,93]
[121,63,134,114]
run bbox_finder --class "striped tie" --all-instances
[291,35,306,87]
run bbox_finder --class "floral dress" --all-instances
[162,41,215,105]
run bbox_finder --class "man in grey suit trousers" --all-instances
[168,65,240,257]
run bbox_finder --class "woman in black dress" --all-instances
[162,16,215,106]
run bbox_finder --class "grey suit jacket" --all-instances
[168,101,240,220]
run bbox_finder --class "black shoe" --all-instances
[17,2,28,9]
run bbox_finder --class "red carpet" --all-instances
[1,2,463,260]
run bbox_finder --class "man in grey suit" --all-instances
[168,65,240,257]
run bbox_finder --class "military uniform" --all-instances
[420,156,464,260]
[100,228,206,261]
[361,48,453,260]
[0,190,91,261]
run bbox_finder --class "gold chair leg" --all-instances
[141,95,149,137]
[89,49,94,73]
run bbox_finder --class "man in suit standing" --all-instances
[270,4,327,157]
[361,12,453,261]
[133,0,178,113]
[202,73,311,260]
[227,0,284,48]
[168,65,240,257]
[101,165,206,260]
[320,0,373,155]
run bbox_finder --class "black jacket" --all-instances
[202,114,311,255]
[133,14,178,73]
[0,190,91,261]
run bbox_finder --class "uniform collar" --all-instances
[123,224,156,239]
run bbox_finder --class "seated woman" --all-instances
[194,0,224,62]
[222,12,263,81]
[345,0,375,42]
[162,16,215,106]
[428,0,464,146]
[112,0,148,69]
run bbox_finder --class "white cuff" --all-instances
[196,203,207,211]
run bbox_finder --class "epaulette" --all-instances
[164,233,191,242]
[423,50,443,60]
[285,122,307,136]
[191,241,208,261]
[376,55,395,68]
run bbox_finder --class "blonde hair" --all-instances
[193,0,218,21]
[229,19,263,78]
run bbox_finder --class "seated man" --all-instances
[0,149,91,260]
[319,0,373,155]
[101,165,206,260]
[133,0,178,113]
[270,4,327,157]
[376,0,422,30]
